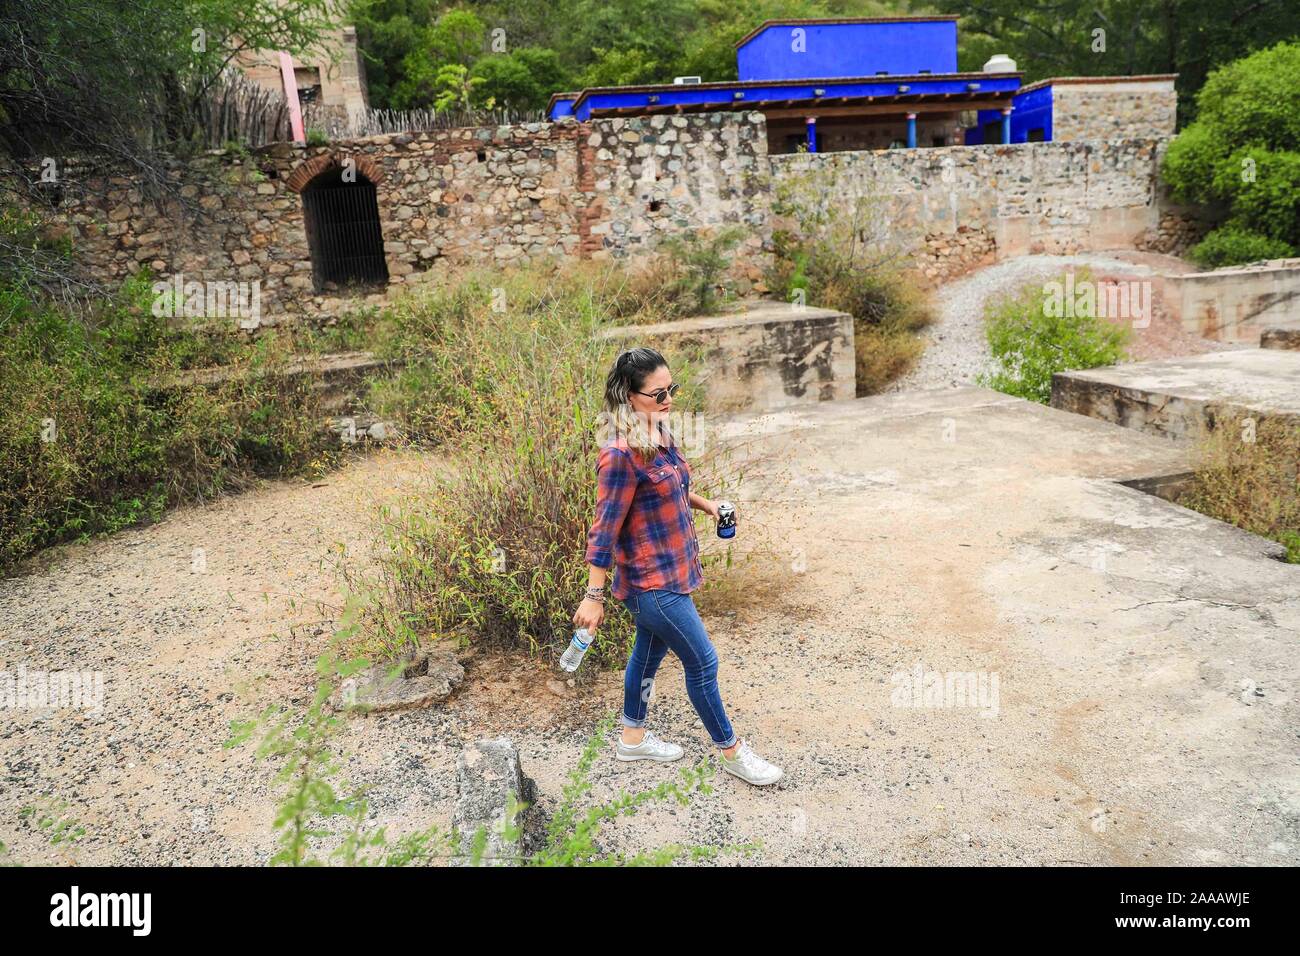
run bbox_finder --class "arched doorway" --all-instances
[298,164,388,292]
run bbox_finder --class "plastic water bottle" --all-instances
[559,628,593,672]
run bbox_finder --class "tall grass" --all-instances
[1181,413,1300,562]
[1,273,331,571]
[344,263,729,667]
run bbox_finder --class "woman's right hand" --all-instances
[573,597,605,634]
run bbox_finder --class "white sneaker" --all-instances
[719,740,783,786]
[616,730,684,762]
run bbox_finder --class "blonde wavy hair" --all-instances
[601,347,672,460]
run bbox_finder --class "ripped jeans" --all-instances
[620,588,737,749]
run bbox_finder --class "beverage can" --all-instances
[716,501,736,539]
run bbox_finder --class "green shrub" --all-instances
[1162,42,1300,266]
[653,227,745,317]
[977,271,1132,404]
[765,161,933,394]
[1187,227,1295,269]
[766,237,933,395]
[0,274,329,571]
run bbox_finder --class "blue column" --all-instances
[906,113,917,149]
[1001,108,1012,144]
[805,117,817,154]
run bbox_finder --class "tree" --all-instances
[471,48,567,109]
[0,0,334,163]
[949,0,1300,127]
[0,0,334,298]
[1162,41,1300,267]
[389,8,488,108]
[432,63,485,111]
[350,0,440,110]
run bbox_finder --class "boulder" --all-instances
[1260,328,1300,351]
[452,738,536,866]
[330,647,463,713]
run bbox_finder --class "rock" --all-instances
[330,646,463,713]
[452,738,536,866]
[1260,328,1300,351]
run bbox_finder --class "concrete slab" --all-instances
[1051,348,1300,440]
[606,385,1297,865]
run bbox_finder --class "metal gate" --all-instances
[301,177,389,291]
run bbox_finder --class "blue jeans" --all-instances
[621,588,737,749]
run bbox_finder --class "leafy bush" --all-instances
[1181,413,1300,563]
[1162,42,1300,266]
[1187,227,1296,270]
[652,227,745,317]
[977,271,1131,404]
[0,273,330,571]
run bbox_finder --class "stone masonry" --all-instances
[1047,77,1179,143]
[34,111,1174,324]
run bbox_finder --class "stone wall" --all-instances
[580,112,770,272]
[48,123,587,323]
[1046,77,1178,142]
[37,110,1172,323]
[1136,211,1210,256]
[770,138,1165,275]
[42,113,773,324]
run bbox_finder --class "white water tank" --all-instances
[982,54,1017,73]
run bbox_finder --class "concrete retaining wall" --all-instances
[601,303,855,413]
[1163,258,1300,344]
[1051,350,1300,440]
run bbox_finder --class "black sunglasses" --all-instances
[634,383,680,404]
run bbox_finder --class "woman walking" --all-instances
[573,347,782,786]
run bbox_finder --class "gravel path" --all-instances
[887,253,1233,393]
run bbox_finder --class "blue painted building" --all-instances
[547,17,1026,154]
[965,80,1053,144]
[735,18,959,80]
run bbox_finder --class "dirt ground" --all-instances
[3,385,1296,866]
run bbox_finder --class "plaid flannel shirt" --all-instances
[584,436,703,601]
